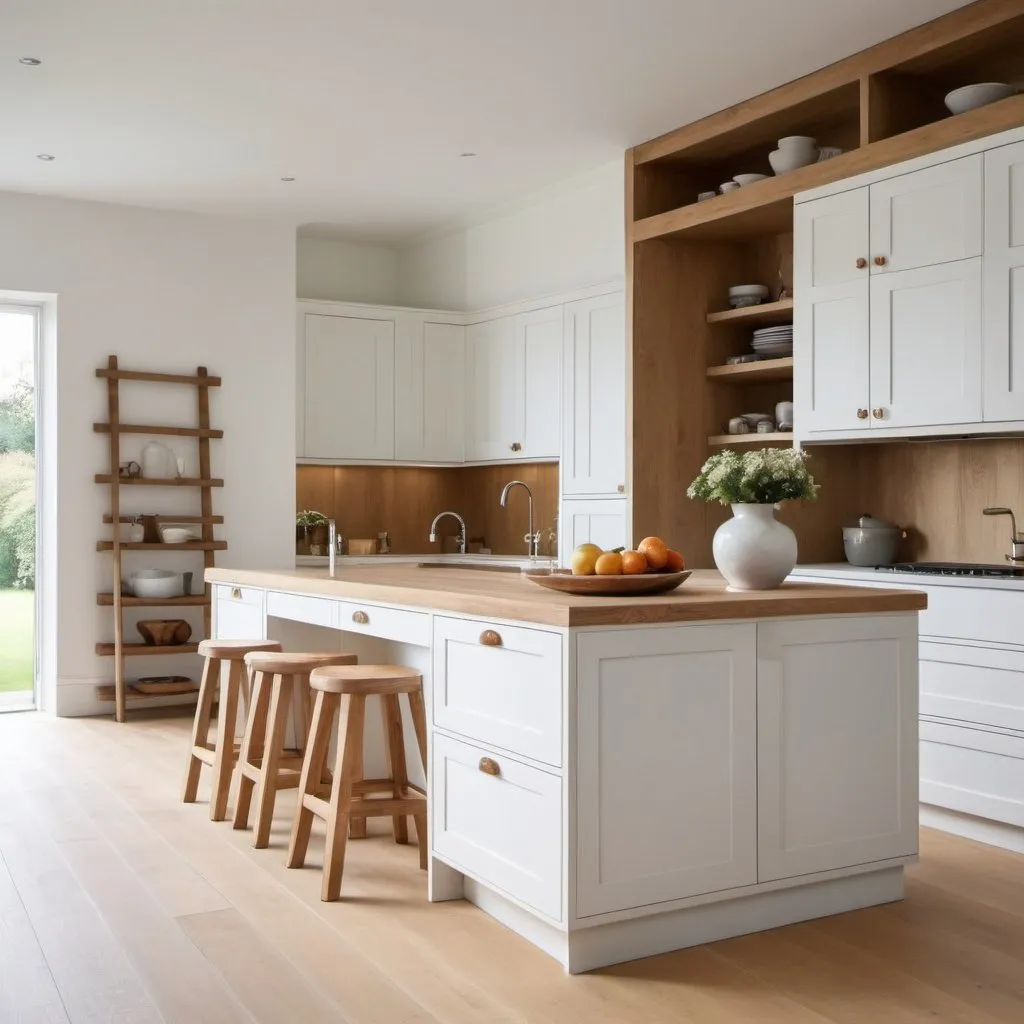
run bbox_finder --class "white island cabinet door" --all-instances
[465,317,517,461]
[559,498,628,563]
[516,306,562,460]
[561,294,627,497]
[869,258,982,428]
[303,314,395,460]
[576,623,757,917]
[757,615,919,883]
[794,188,871,435]
[983,140,1024,422]
[213,585,266,641]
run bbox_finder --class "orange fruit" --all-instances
[621,550,648,575]
[664,548,685,573]
[594,552,623,576]
[637,536,668,570]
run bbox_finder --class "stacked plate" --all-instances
[751,324,793,357]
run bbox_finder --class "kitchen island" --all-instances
[207,564,926,973]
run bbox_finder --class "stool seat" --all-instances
[197,638,281,661]
[245,651,357,675]
[310,664,421,695]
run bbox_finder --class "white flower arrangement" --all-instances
[686,448,819,506]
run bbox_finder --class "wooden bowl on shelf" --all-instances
[136,619,192,646]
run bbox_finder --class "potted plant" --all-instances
[296,509,330,556]
[686,448,818,590]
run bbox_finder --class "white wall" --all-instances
[398,159,625,311]
[297,236,400,304]
[0,190,295,716]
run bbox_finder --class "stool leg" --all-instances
[348,715,367,840]
[381,694,410,845]
[406,689,430,870]
[233,669,270,830]
[323,694,365,901]
[287,690,337,869]
[182,656,218,803]
[209,659,243,821]
[291,674,312,755]
[253,673,292,849]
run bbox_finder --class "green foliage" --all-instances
[0,452,35,588]
[0,381,34,455]
[687,448,819,506]
[296,508,329,527]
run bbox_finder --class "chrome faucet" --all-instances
[328,519,336,578]
[983,506,1024,562]
[500,480,539,558]
[429,511,467,555]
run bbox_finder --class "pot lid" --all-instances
[848,513,900,531]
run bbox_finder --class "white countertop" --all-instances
[792,563,1024,592]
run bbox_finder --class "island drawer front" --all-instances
[336,600,430,646]
[432,616,563,767]
[432,733,562,921]
[214,585,266,641]
[920,642,1024,732]
[266,591,336,629]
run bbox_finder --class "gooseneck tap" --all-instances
[500,480,539,558]
[328,519,336,578]
[429,511,467,555]
[983,506,1024,562]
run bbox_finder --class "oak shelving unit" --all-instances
[95,356,225,722]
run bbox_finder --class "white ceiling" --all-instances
[2,0,971,243]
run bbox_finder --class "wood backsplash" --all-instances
[296,463,560,557]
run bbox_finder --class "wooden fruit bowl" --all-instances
[523,569,691,597]
[137,619,192,646]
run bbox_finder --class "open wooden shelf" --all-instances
[96,368,222,387]
[95,475,224,487]
[96,682,200,702]
[96,541,227,552]
[103,514,225,525]
[707,299,793,326]
[93,423,224,438]
[706,357,793,383]
[708,432,794,448]
[97,593,210,607]
[95,642,201,657]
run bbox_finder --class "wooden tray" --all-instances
[524,569,691,596]
[133,676,198,695]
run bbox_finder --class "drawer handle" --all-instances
[479,629,502,647]
[352,610,369,625]
[479,757,501,777]
[231,588,242,600]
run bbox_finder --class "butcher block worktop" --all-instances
[206,565,926,627]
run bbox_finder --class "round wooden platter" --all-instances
[523,569,691,597]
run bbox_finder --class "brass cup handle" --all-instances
[479,629,502,647]
[617,484,625,493]
[479,757,500,776]
[874,255,888,267]
[231,587,242,599]
[352,610,369,625]
[855,257,867,269]
[872,408,885,419]
[510,441,522,452]
[856,408,869,420]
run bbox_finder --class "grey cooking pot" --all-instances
[842,514,905,567]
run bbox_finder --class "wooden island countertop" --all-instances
[206,565,926,628]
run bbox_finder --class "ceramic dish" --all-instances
[159,527,194,544]
[944,82,1015,115]
[732,173,768,187]
[769,147,817,174]
[729,284,770,297]
[524,569,691,597]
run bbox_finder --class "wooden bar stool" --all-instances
[287,664,428,902]
[182,638,283,821]
[233,651,358,849]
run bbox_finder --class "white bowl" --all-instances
[769,147,817,174]
[729,296,763,309]
[732,173,768,187]
[159,527,193,544]
[719,181,740,193]
[945,83,1015,115]
[729,284,770,298]
[128,572,184,599]
[132,568,177,580]
[778,135,817,150]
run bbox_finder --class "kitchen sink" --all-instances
[877,561,1024,578]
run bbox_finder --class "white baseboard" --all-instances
[921,803,1024,854]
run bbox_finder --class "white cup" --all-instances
[775,401,794,430]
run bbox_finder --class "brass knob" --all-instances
[479,757,500,776]
[479,629,502,647]
[617,484,625,493]
[231,588,242,599]
[855,257,867,269]
[352,610,369,625]
[872,408,884,419]
[874,255,888,267]
[856,408,868,420]
[510,441,522,452]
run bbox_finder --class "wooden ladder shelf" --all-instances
[95,355,226,722]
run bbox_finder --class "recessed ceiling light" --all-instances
[19,57,42,66]
[460,152,477,158]
[280,176,296,182]
[36,153,55,161]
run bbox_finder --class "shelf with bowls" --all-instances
[706,299,794,326]
[95,642,201,657]
[96,593,211,607]
[96,680,200,703]
[95,541,227,552]
[94,475,224,487]
[708,432,794,448]
[706,357,793,383]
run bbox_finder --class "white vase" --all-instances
[712,503,797,590]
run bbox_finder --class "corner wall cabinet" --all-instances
[94,356,226,723]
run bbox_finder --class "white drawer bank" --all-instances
[209,567,922,973]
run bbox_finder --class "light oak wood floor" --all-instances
[2,709,1023,1023]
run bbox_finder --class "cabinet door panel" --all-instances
[517,307,561,459]
[304,314,395,460]
[465,318,517,461]
[576,623,757,916]
[562,295,627,496]
[869,259,982,428]
[559,499,628,563]
[983,140,1024,421]
[870,154,982,273]
[757,615,918,882]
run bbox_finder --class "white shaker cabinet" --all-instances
[561,294,627,496]
[559,498,629,562]
[757,615,919,881]
[465,317,518,461]
[517,306,561,459]
[302,312,395,460]
[983,140,1024,422]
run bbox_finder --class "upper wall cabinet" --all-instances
[517,307,561,460]
[302,312,396,460]
[561,294,627,496]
